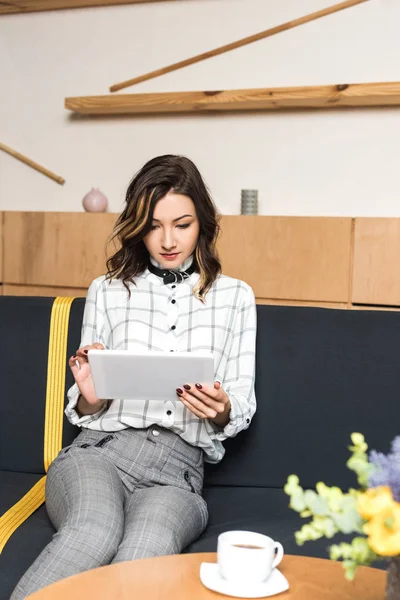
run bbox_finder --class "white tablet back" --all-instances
[88,349,214,401]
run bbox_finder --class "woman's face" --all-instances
[143,191,200,269]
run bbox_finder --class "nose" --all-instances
[161,228,177,251]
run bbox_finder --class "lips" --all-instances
[161,252,180,261]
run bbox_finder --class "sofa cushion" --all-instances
[205,306,400,490]
[0,471,55,600]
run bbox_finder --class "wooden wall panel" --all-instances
[5,212,400,308]
[353,218,400,306]
[256,298,348,309]
[3,284,87,297]
[218,216,352,302]
[5,213,353,303]
[4,212,116,288]
[0,212,3,283]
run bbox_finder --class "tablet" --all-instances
[88,349,215,401]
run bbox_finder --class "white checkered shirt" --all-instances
[65,257,257,463]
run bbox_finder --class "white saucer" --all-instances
[200,562,289,598]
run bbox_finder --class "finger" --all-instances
[69,354,85,366]
[179,396,209,420]
[77,343,104,358]
[214,381,221,390]
[183,382,218,399]
[76,348,89,360]
[184,385,225,414]
[180,390,218,419]
[68,355,83,375]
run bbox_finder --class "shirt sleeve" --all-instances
[213,283,257,441]
[65,278,108,426]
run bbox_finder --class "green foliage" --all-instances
[346,433,375,488]
[284,475,363,547]
[329,538,380,580]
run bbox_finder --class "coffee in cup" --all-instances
[217,530,284,584]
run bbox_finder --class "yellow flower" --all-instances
[363,502,400,556]
[357,486,394,520]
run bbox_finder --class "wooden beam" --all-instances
[109,0,369,92]
[0,142,65,185]
[0,0,180,16]
[65,81,400,116]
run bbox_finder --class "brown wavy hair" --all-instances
[106,155,221,301]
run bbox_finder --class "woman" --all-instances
[11,154,257,598]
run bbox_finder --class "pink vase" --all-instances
[82,188,108,212]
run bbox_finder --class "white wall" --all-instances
[1,0,399,216]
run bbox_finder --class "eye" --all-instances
[177,223,190,229]
[150,224,159,230]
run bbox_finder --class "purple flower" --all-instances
[392,437,400,459]
[368,436,400,502]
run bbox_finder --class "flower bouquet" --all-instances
[284,433,400,598]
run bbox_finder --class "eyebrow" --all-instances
[152,214,193,223]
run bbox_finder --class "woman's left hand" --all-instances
[176,381,231,427]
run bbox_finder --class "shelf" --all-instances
[65,82,400,116]
[0,0,176,15]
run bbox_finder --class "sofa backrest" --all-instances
[0,297,84,473]
[1,297,399,491]
[205,305,400,490]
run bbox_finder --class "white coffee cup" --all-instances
[217,530,284,584]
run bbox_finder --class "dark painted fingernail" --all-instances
[195,383,202,390]
[183,384,191,390]
[176,388,183,395]
[83,349,88,354]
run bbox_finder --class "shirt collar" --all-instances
[144,254,198,287]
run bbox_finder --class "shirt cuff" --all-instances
[213,394,252,441]
[65,382,106,426]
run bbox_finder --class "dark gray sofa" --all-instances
[1,296,398,599]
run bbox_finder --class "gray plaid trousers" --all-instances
[11,427,208,599]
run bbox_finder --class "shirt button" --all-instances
[171,299,176,304]
[246,418,250,424]
[152,429,160,437]
[171,325,176,331]
[171,285,176,289]
[166,410,172,416]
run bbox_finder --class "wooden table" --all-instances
[28,552,386,599]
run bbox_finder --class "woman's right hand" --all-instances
[68,343,105,405]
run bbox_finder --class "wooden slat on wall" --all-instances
[3,284,87,297]
[4,212,117,288]
[353,218,400,306]
[218,216,352,302]
[65,82,400,116]
[0,0,176,16]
